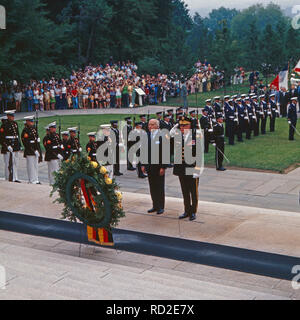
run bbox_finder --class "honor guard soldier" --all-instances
[252,96,260,137]
[44,122,64,185]
[244,97,252,140]
[124,117,135,171]
[0,116,7,148]
[200,109,212,153]
[288,97,298,141]
[269,94,279,132]
[68,128,82,156]
[160,114,173,131]
[212,115,226,172]
[1,110,21,182]
[139,114,148,132]
[98,124,114,179]
[236,98,245,142]
[223,96,231,137]
[86,132,99,162]
[213,96,223,118]
[173,116,200,222]
[189,110,198,129]
[110,120,124,176]
[224,98,235,145]
[204,99,215,120]
[167,109,175,127]
[61,131,71,161]
[156,112,163,128]
[241,94,247,106]
[260,95,268,135]
[21,116,42,184]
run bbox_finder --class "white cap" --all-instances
[24,116,35,121]
[224,95,230,99]
[61,131,69,135]
[291,97,298,101]
[5,110,16,115]
[68,127,78,132]
[214,96,220,100]
[87,132,96,136]
[100,124,111,129]
[48,122,57,128]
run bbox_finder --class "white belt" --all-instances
[92,153,97,156]
[6,136,18,139]
[229,116,234,119]
[72,150,78,153]
[52,146,58,149]
[30,141,35,144]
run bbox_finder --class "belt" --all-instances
[52,146,58,149]
[72,150,78,153]
[30,141,36,144]
[92,153,97,156]
[5,136,18,139]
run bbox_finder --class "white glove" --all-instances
[37,138,41,143]
[7,146,13,153]
[35,150,40,158]
[170,124,179,137]
[79,148,82,153]
[57,154,64,160]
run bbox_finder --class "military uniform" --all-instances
[67,128,81,156]
[110,121,123,176]
[61,132,71,161]
[288,98,298,141]
[212,119,226,171]
[200,113,211,153]
[86,140,100,162]
[1,111,21,182]
[224,100,235,145]
[244,100,252,140]
[260,97,268,135]
[21,117,42,184]
[124,118,135,171]
[252,98,260,137]
[236,100,245,142]
[269,95,278,132]
[44,123,63,185]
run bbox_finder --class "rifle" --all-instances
[35,110,43,163]
[58,117,62,140]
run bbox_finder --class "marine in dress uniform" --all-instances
[260,95,268,135]
[134,122,147,179]
[236,99,245,142]
[224,98,235,145]
[86,132,99,162]
[124,117,136,171]
[288,97,298,141]
[269,94,278,132]
[189,110,198,130]
[200,109,211,153]
[67,127,82,156]
[251,96,260,137]
[212,116,226,172]
[244,97,252,140]
[21,116,42,184]
[167,109,175,127]
[44,122,64,185]
[213,97,223,119]
[1,110,21,182]
[61,131,71,161]
[173,116,200,221]
[139,114,148,132]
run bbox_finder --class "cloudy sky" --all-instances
[185,0,299,16]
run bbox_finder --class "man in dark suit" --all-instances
[279,88,289,118]
[288,97,298,141]
[141,119,167,215]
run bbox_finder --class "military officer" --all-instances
[189,110,198,130]
[213,96,223,118]
[224,98,235,145]
[44,122,64,185]
[236,99,245,142]
[61,131,71,161]
[156,112,164,128]
[288,97,298,141]
[212,115,226,171]
[1,110,21,182]
[124,117,135,171]
[67,127,82,156]
[86,132,99,162]
[204,99,214,119]
[167,109,175,127]
[160,114,173,131]
[244,97,252,140]
[173,116,200,221]
[134,122,147,179]
[21,116,42,184]
[139,114,148,132]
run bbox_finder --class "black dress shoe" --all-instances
[14,180,21,183]
[179,213,189,220]
[148,208,157,213]
[217,167,227,172]
[189,213,196,221]
[138,174,148,179]
[127,167,136,171]
[157,209,164,215]
[114,172,123,176]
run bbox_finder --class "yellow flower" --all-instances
[115,191,123,200]
[91,161,98,168]
[100,166,107,175]
[105,178,113,185]
[118,203,123,209]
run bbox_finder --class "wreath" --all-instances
[50,155,125,230]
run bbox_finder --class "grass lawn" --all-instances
[204,118,300,173]
[17,114,300,173]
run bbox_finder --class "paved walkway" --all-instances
[1,181,300,299]
[1,156,300,213]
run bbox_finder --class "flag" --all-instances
[295,59,300,74]
[270,65,289,90]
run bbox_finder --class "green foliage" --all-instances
[51,155,125,229]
